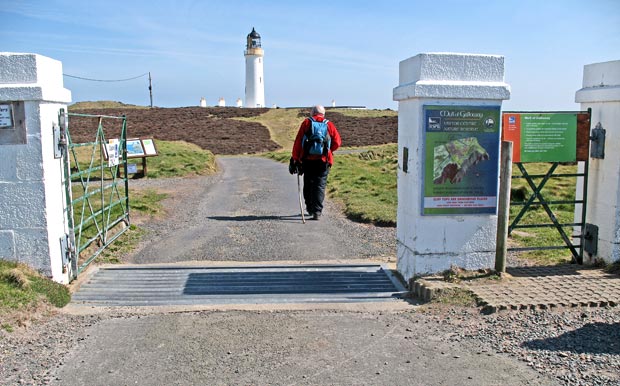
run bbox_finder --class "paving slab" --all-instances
[414,265,620,312]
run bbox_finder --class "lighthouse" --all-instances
[244,27,265,108]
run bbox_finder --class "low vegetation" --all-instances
[142,140,217,178]
[69,100,147,110]
[429,287,478,307]
[0,260,71,331]
[235,108,301,151]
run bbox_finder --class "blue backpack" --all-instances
[303,117,331,156]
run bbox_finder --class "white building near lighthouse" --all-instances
[244,27,265,108]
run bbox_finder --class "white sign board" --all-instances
[107,139,120,167]
[0,105,13,127]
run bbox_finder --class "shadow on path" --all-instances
[522,322,620,355]
[208,214,301,222]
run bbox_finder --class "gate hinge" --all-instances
[590,122,605,159]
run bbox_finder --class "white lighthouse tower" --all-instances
[244,27,265,108]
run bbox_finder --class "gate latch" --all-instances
[53,123,62,159]
[53,108,68,159]
[590,122,606,159]
[583,223,598,256]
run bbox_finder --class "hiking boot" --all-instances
[312,212,321,220]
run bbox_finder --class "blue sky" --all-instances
[2,0,619,110]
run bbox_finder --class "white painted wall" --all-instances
[575,60,620,263]
[393,53,510,282]
[245,54,264,108]
[0,53,72,283]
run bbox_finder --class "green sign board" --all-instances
[423,105,500,215]
[502,113,578,162]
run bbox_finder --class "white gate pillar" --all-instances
[393,53,510,283]
[575,60,620,264]
[0,53,72,283]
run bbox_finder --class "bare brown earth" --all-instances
[68,107,398,154]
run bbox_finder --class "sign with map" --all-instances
[126,139,145,157]
[423,105,501,215]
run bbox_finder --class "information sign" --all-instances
[106,139,120,167]
[142,139,158,156]
[126,139,145,157]
[502,113,578,162]
[0,105,13,127]
[423,105,500,215]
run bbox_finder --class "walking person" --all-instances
[289,105,341,220]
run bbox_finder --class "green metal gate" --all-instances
[506,111,591,264]
[62,110,130,279]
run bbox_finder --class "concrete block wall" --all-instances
[0,53,72,283]
[575,60,620,263]
[393,53,510,282]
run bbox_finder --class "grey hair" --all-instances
[311,105,326,115]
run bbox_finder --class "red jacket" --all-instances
[292,114,341,165]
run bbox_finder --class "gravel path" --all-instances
[127,156,395,264]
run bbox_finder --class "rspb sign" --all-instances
[501,112,591,162]
[423,105,501,215]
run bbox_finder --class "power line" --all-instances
[62,72,149,82]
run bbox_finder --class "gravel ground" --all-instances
[2,156,618,385]
[2,306,618,385]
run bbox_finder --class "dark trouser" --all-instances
[303,160,330,215]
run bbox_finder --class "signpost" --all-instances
[423,105,501,215]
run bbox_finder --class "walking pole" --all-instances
[297,173,306,224]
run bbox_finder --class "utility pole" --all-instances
[148,72,153,108]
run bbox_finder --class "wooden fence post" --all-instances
[495,141,513,273]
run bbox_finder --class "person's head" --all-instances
[311,105,325,116]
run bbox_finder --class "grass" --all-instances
[72,186,167,266]
[96,225,147,264]
[92,187,168,265]
[235,108,302,151]
[71,140,216,180]
[508,162,580,264]
[604,261,620,275]
[430,287,479,307]
[142,141,217,178]
[69,101,148,110]
[329,108,397,118]
[0,260,71,331]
